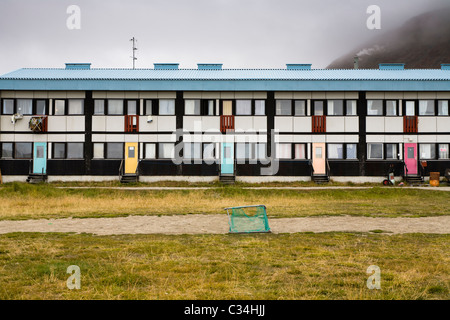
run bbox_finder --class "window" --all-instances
[346,100,357,116]
[1,143,13,158]
[420,144,436,159]
[294,100,306,116]
[145,100,153,115]
[386,100,397,116]
[36,100,46,115]
[16,99,32,115]
[346,144,357,159]
[276,143,292,159]
[315,147,323,159]
[313,101,324,116]
[276,100,291,115]
[54,100,66,115]
[207,100,215,116]
[236,100,252,115]
[367,143,383,159]
[2,99,14,114]
[53,143,66,159]
[159,143,174,159]
[419,100,435,116]
[438,144,449,159]
[386,144,398,159]
[294,144,306,159]
[255,143,267,160]
[367,100,383,115]
[203,143,216,160]
[93,143,104,159]
[405,101,415,116]
[184,142,202,160]
[328,100,344,116]
[438,101,449,116]
[93,100,104,115]
[127,101,138,115]
[106,143,123,159]
[108,100,124,115]
[68,99,84,115]
[67,143,84,159]
[236,143,251,160]
[185,100,201,115]
[328,144,344,159]
[144,143,156,159]
[15,142,32,159]
[159,99,175,115]
[255,100,265,115]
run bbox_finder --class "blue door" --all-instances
[33,142,47,174]
[221,143,234,175]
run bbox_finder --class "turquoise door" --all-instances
[221,143,234,175]
[33,142,47,174]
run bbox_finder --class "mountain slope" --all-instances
[327,8,450,69]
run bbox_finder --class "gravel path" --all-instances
[0,215,448,235]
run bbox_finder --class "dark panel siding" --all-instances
[0,160,30,175]
[47,160,86,175]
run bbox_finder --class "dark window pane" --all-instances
[67,143,83,159]
[53,143,66,159]
[15,143,32,159]
[1,143,13,158]
[106,143,123,159]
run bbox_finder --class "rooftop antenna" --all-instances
[130,37,137,69]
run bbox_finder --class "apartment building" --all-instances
[0,62,449,183]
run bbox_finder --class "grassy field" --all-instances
[0,182,448,300]
[0,232,448,300]
[0,182,449,220]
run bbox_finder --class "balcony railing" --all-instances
[403,116,418,133]
[29,116,48,133]
[220,115,235,133]
[125,115,139,133]
[312,115,326,133]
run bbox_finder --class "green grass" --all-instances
[0,182,449,220]
[0,232,448,300]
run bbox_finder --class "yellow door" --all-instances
[223,101,232,115]
[125,142,138,174]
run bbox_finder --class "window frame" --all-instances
[14,142,33,159]
[105,142,124,159]
[275,100,292,116]
[67,99,84,115]
[159,99,175,115]
[1,142,14,159]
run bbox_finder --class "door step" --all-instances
[312,175,330,184]
[26,174,47,184]
[220,175,236,185]
[405,175,424,186]
[120,174,138,183]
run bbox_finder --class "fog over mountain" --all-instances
[327,7,450,69]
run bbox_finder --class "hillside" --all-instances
[327,8,450,69]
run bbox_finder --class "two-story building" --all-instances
[0,62,449,183]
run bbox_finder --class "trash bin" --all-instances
[430,172,440,187]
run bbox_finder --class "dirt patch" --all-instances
[0,215,448,235]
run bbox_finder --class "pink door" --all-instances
[312,143,326,174]
[404,143,417,175]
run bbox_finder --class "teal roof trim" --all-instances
[1,68,449,91]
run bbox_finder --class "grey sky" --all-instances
[0,0,447,74]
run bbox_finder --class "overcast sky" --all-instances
[0,0,448,74]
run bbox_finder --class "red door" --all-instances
[404,143,417,175]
